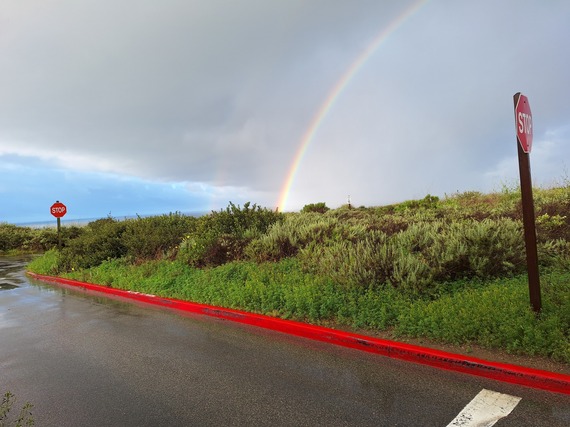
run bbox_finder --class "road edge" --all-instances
[27,272,570,395]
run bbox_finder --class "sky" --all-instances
[1,0,570,224]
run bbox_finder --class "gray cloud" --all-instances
[1,0,570,213]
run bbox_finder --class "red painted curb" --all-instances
[28,272,570,395]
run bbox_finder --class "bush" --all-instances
[122,213,198,261]
[296,218,526,295]
[0,224,30,252]
[178,202,283,267]
[30,226,84,252]
[245,213,345,262]
[538,239,570,269]
[0,223,83,253]
[394,194,439,213]
[393,218,526,284]
[536,213,569,242]
[57,218,128,271]
[301,202,330,214]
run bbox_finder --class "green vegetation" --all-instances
[1,391,34,427]
[0,223,82,254]
[26,189,570,363]
[301,202,330,214]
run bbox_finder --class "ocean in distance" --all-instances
[14,211,209,228]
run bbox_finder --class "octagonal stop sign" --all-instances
[515,93,533,153]
[50,201,67,218]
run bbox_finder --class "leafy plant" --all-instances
[396,275,570,361]
[301,202,330,214]
[178,202,283,267]
[26,249,60,276]
[122,213,197,261]
[57,217,128,272]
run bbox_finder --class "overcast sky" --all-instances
[2,0,570,224]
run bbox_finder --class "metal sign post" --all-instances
[513,92,541,313]
[50,201,67,249]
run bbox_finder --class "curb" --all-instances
[28,272,570,395]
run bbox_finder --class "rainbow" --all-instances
[276,0,427,211]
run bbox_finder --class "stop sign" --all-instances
[50,201,67,218]
[515,93,533,153]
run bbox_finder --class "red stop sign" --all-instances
[50,201,67,218]
[515,93,533,153]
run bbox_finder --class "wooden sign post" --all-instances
[513,92,541,313]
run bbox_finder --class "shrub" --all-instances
[536,213,569,242]
[245,213,343,262]
[538,239,570,269]
[57,217,128,271]
[299,231,386,289]
[54,214,200,271]
[28,226,84,252]
[178,202,283,267]
[0,223,83,253]
[424,219,526,280]
[299,229,434,294]
[0,224,32,252]
[296,218,526,295]
[122,213,197,261]
[301,202,330,214]
[205,202,281,237]
[393,194,439,213]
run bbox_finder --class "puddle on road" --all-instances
[0,255,36,290]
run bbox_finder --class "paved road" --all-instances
[1,256,569,426]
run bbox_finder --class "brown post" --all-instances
[514,93,541,313]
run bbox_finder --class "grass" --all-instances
[396,272,570,361]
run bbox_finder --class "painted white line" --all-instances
[446,388,522,427]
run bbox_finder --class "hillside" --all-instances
[22,187,570,366]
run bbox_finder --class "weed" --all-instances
[1,391,34,427]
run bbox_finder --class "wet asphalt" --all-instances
[1,256,568,426]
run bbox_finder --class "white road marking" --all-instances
[446,388,522,427]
